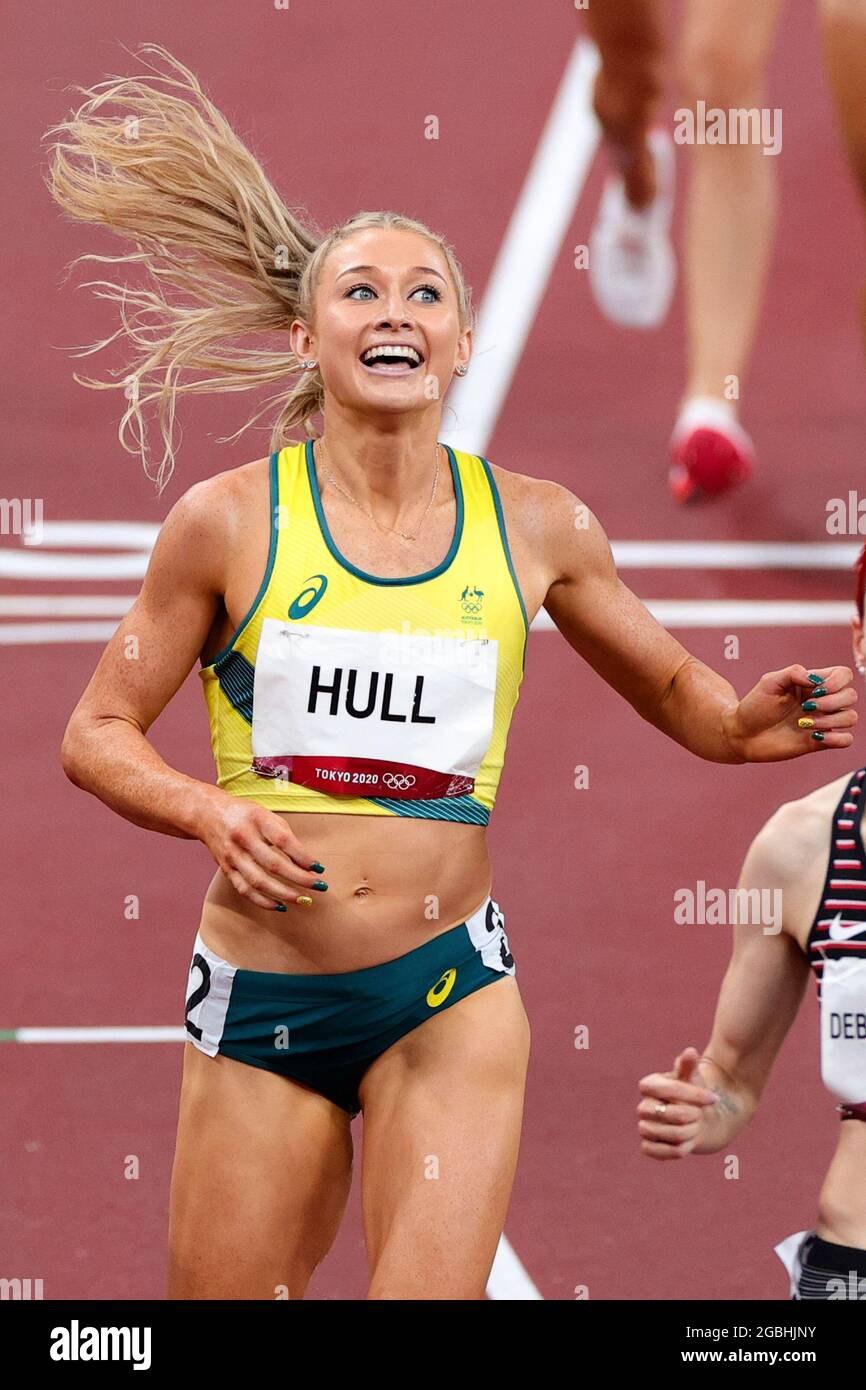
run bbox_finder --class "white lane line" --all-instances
[486,1233,544,1301]
[611,541,862,569]
[532,601,857,630]
[22,522,159,549]
[0,551,149,579]
[439,38,601,455]
[0,538,858,583]
[0,622,121,644]
[9,1027,187,1044]
[0,596,134,616]
[0,602,853,644]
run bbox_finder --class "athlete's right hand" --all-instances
[199,794,325,909]
[636,1048,719,1160]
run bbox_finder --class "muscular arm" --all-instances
[691,813,812,1152]
[61,469,323,908]
[541,485,744,762]
[636,808,813,1158]
[537,481,856,762]
[60,475,232,839]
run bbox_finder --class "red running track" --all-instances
[1,0,864,1298]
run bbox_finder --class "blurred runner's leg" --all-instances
[670,0,786,502]
[586,0,677,328]
[585,0,668,208]
[819,0,866,348]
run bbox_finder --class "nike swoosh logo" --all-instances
[828,910,866,943]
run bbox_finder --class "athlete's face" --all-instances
[292,227,471,417]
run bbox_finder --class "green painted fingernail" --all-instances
[310,862,326,874]
[311,880,328,892]
[811,731,825,742]
[808,673,823,684]
[274,903,287,912]
[812,688,828,698]
[802,700,818,711]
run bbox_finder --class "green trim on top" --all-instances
[370,793,490,824]
[213,647,255,721]
[201,451,281,672]
[304,438,464,586]
[478,455,530,670]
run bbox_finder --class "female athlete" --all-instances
[638,545,866,1300]
[50,48,856,1299]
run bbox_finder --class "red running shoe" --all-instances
[669,403,755,503]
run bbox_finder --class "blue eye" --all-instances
[344,282,442,303]
[411,284,442,303]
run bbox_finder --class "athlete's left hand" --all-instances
[723,664,857,762]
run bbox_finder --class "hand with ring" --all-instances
[637,1047,719,1161]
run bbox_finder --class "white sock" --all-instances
[671,396,754,453]
[675,396,739,433]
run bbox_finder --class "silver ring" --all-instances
[653,1102,667,1118]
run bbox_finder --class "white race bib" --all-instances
[820,958,866,1106]
[250,619,498,799]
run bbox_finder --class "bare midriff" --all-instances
[197,811,493,974]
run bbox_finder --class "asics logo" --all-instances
[383,772,416,790]
[288,574,328,619]
[427,968,457,1008]
[828,911,866,943]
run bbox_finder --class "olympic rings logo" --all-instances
[461,600,482,614]
[383,772,416,790]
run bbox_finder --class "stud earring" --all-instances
[301,359,318,370]
[857,662,865,675]
[454,364,468,376]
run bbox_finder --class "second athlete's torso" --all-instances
[768,771,866,1246]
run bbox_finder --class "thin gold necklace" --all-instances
[316,437,441,543]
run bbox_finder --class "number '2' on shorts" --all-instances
[184,894,515,1117]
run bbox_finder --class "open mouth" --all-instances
[359,345,424,375]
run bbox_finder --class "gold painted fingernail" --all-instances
[297,895,313,907]
[798,717,815,729]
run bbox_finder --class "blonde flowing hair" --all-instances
[45,44,475,492]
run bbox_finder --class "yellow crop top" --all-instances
[199,440,528,825]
